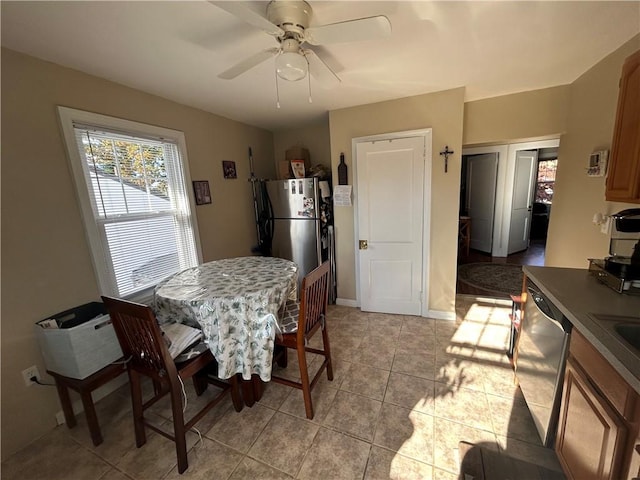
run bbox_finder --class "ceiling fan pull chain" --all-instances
[275,69,281,109]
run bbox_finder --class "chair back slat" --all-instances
[102,296,175,379]
[299,262,330,337]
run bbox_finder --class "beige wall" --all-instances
[329,88,465,314]
[273,116,331,174]
[0,48,275,459]
[546,35,640,267]
[463,86,570,146]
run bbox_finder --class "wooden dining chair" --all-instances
[101,296,242,474]
[271,261,333,419]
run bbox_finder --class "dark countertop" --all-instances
[523,266,640,393]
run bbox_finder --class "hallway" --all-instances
[456,240,546,296]
[461,240,545,266]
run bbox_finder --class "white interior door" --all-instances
[466,153,498,253]
[356,136,425,315]
[508,150,538,254]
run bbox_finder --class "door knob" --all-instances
[359,240,368,250]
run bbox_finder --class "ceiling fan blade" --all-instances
[304,15,391,46]
[218,48,279,80]
[304,49,340,86]
[209,1,284,37]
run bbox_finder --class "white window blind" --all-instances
[58,108,200,298]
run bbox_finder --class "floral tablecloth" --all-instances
[154,256,298,381]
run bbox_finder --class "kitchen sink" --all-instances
[585,313,640,391]
[614,324,640,351]
[590,313,640,353]
[591,313,640,324]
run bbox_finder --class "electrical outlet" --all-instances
[22,365,40,387]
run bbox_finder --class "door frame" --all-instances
[352,128,432,317]
[463,138,559,257]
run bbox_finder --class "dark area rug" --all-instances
[457,263,524,297]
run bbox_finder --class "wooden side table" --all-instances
[48,361,127,446]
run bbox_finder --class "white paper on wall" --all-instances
[333,185,352,207]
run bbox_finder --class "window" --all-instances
[58,107,201,299]
[534,159,558,204]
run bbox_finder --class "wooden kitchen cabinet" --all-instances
[556,329,640,480]
[556,358,627,479]
[628,442,640,480]
[606,49,640,203]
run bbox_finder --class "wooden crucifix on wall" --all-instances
[439,145,454,173]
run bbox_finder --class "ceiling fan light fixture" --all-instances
[276,51,308,81]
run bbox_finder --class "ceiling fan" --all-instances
[211,0,392,84]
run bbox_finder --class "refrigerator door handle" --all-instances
[268,191,275,249]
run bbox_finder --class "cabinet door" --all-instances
[606,49,640,203]
[627,443,640,480]
[556,359,628,480]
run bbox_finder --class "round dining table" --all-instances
[154,256,298,404]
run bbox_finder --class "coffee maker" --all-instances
[589,208,640,294]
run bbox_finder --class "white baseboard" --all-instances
[335,298,358,308]
[55,374,129,425]
[426,309,457,321]
[334,298,455,321]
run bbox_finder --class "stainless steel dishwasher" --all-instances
[517,279,572,447]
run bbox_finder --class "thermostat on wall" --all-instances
[587,150,608,177]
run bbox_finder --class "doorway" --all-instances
[458,141,559,297]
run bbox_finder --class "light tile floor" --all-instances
[2,297,566,479]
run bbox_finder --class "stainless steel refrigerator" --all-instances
[264,178,325,296]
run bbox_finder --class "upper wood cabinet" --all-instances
[606,49,640,203]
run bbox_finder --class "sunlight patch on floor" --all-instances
[445,298,514,364]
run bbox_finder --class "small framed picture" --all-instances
[192,180,211,205]
[222,160,237,179]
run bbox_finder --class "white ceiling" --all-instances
[2,1,639,131]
